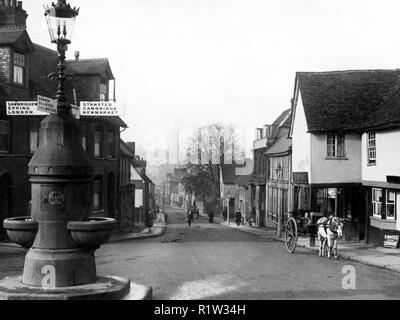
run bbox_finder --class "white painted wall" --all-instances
[292,91,311,177]
[135,189,143,207]
[362,130,400,182]
[311,133,362,184]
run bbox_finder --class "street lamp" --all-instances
[17,0,114,288]
[275,163,282,238]
[226,192,231,225]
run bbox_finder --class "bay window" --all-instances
[386,190,396,220]
[372,188,382,218]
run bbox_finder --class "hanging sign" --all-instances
[80,101,125,116]
[6,101,48,116]
[37,95,57,114]
[71,104,80,120]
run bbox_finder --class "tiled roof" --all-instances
[265,127,292,156]
[81,116,128,128]
[362,83,400,131]
[29,44,58,98]
[221,162,244,184]
[120,140,136,158]
[66,59,114,79]
[297,70,400,132]
[235,174,251,187]
[0,26,33,51]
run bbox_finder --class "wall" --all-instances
[362,130,400,184]
[311,133,362,184]
[292,92,311,177]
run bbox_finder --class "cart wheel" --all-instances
[285,218,298,253]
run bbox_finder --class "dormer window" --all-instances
[13,53,25,85]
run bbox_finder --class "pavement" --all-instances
[206,213,400,275]
[108,213,167,243]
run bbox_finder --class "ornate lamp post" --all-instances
[0,1,133,299]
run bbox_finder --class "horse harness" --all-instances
[318,217,339,236]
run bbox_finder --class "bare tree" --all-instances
[182,123,241,202]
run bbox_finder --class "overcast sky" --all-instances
[23,0,400,163]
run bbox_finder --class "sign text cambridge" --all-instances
[80,101,125,116]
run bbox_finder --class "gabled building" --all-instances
[0,1,127,236]
[290,70,400,241]
[360,84,400,245]
[265,109,292,228]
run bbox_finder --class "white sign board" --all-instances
[7,101,48,116]
[80,101,125,116]
[37,95,57,114]
[71,105,80,120]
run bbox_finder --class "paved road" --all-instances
[96,208,400,300]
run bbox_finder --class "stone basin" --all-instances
[67,217,116,250]
[3,217,38,249]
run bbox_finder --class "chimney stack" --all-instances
[74,51,80,62]
[0,0,28,27]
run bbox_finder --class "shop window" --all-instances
[0,120,10,153]
[94,127,103,157]
[13,53,25,85]
[327,134,346,158]
[367,132,376,165]
[93,177,103,211]
[386,190,396,220]
[372,188,382,218]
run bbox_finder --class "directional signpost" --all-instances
[37,95,57,114]
[6,101,48,116]
[7,98,124,120]
[80,101,125,116]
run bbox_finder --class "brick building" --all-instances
[0,1,130,236]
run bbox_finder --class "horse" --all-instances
[317,216,344,259]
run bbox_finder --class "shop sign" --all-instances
[384,234,400,249]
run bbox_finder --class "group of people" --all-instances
[187,205,243,227]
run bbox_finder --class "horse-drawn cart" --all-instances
[285,211,321,253]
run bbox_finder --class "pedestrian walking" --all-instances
[187,208,194,227]
[235,209,242,226]
[208,210,214,224]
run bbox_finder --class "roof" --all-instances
[362,84,400,131]
[29,44,58,98]
[235,174,251,187]
[120,140,136,158]
[297,70,400,132]
[221,163,243,184]
[265,127,292,156]
[0,26,34,52]
[66,59,115,80]
[81,116,128,128]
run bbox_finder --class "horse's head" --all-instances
[331,217,344,239]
